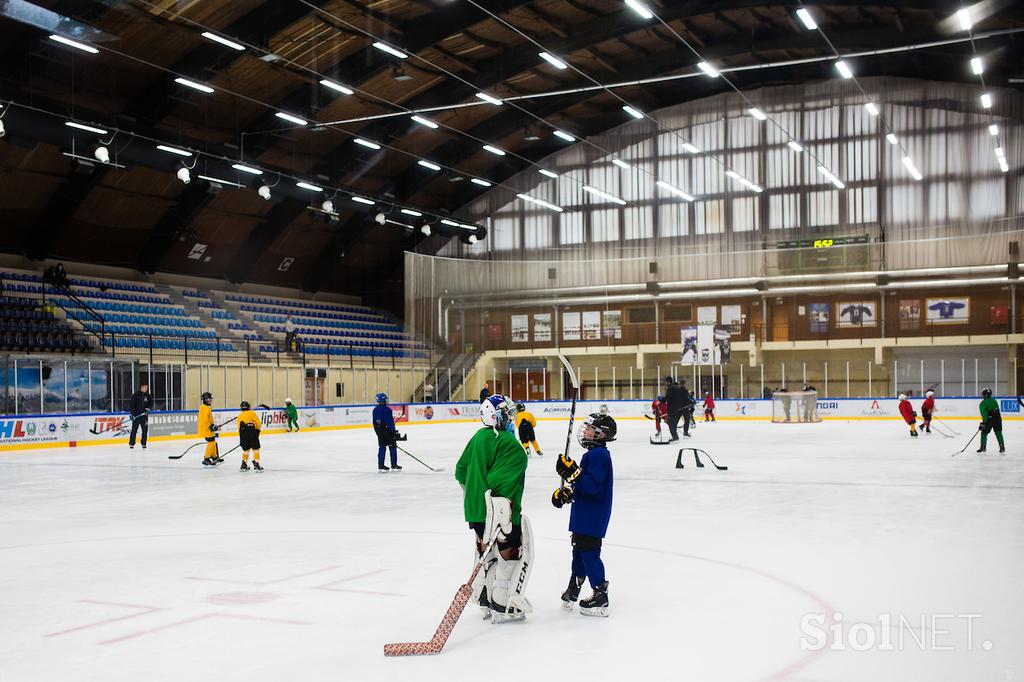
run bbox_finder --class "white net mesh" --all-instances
[772,391,822,423]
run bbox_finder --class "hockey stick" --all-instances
[555,354,579,492]
[167,417,239,460]
[934,417,961,436]
[926,421,954,439]
[395,445,445,472]
[946,430,978,456]
[675,448,728,470]
[89,412,144,435]
[384,529,501,656]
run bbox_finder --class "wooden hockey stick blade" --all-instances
[384,584,472,656]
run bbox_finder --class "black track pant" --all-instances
[129,415,148,447]
[667,409,684,439]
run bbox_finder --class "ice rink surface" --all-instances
[1,416,1022,682]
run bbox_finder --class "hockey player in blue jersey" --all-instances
[372,393,402,471]
[551,412,616,617]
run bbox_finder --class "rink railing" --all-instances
[0,397,1017,451]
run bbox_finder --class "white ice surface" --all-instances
[0,418,1021,682]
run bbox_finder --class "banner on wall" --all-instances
[836,301,877,328]
[511,315,529,342]
[533,313,551,342]
[809,303,829,333]
[602,310,622,339]
[681,325,731,365]
[582,311,601,340]
[926,298,969,325]
[562,312,581,340]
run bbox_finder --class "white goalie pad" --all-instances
[484,490,512,542]
[488,514,534,617]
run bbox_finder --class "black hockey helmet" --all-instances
[201,391,213,405]
[982,387,992,398]
[577,412,617,449]
[240,400,251,410]
[515,401,526,412]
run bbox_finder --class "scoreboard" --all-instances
[775,235,872,273]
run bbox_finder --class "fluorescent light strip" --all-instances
[417,160,442,171]
[275,112,308,126]
[352,196,375,205]
[816,165,846,189]
[795,8,818,30]
[624,0,654,20]
[354,138,382,150]
[956,8,972,31]
[201,32,245,51]
[886,133,899,145]
[65,121,108,135]
[475,92,503,106]
[901,156,923,181]
[980,93,992,109]
[232,163,263,175]
[622,105,644,119]
[655,180,694,201]
[865,102,879,116]
[156,144,192,157]
[989,124,999,136]
[835,60,853,79]
[48,34,98,53]
[174,77,214,94]
[612,159,631,170]
[296,181,323,192]
[198,174,244,188]
[696,61,720,78]
[320,80,354,95]
[582,185,627,206]
[553,130,575,142]
[971,57,984,75]
[440,219,460,227]
[401,208,423,217]
[517,193,564,212]
[471,178,492,187]
[787,140,804,153]
[482,144,505,156]
[539,169,559,179]
[748,107,767,121]
[994,147,1005,158]
[411,114,438,129]
[682,142,700,154]
[725,170,764,193]
[372,42,408,59]
[538,52,568,69]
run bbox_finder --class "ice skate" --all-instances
[253,461,263,471]
[561,575,584,612]
[390,463,402,471]
[579,581,609,618]
[240,460,250,472]
[378,464,390,472]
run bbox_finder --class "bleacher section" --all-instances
[0,295,89,353]
[179,289,264,344]
[223,294,428,359]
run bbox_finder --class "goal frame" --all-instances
[771,390,822,423]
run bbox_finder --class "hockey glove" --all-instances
[556,454,580,483]
[551,486,574,509]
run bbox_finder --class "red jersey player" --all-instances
[651,396,668,435]
[898,394,918,438]
[702,392,716,422]
[919,391,935,433]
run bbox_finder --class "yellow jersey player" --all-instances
[199,391,220,466]
[515,402,543,457]
[238,401,263,472]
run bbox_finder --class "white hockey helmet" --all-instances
[926,390,934,397]
[898,393,907,401]
[481,394,517,431]
[285,397,293,403]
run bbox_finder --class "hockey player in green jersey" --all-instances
[455,393,532,623]
[978,388,1005,454]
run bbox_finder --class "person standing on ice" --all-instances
[898,394,918,438]
[919,390,935,434]
[284,398,299,432]
[978,388,1005,454]
[702,391,716,422]
[455,394,532,622]
[552,412,616,617]
[663,377,686,441]
[372,393,401,471]
[651,396,667,437]
[199,392,221,465]
[128,382,152,450]
[514,402,543,458]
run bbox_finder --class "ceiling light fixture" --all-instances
[622,105,644,119]
[232,163,263,175]
[956,8,972,31]
[296,181,323,192]
[411,114,438,129]
[482,144,505,156]
[258,185,271,200]
[475,92,503,106]
[275,112,308,126]
[176,167,191,184]
[201,32,245,51]
[48,34,98,53]
[612,159,631,169]
[539,169,559,179]
[321,200,335,213]
[787,140,805,153]
[440,219,460,227]
[401,208,423,217]
[538,52,568,69]
[864,102,879,116]
[320,80,354,95]
[795,8,818,30]
[352,196,375,205]
[816,165,846,189]
[901,156,923,181]
[582,185,627,206]
[655,180,695,202]
[517,193,564,212]
[417,160,442,171]
[748,107,767,121]
[199,174,244,187]
[835,60,853,79]
[989,124,999,136]
[354,138,382,150]
[471,178,492,187]
[886,133,899,145]
[372,42,408,59]
[65,121,107,135]
[157,144,192,157]
[553,130,575,142]
[624,0,655,20]
[980,93,992,109]
[970,57,984,75]
[696,61,720,78]
[174,77,214,94]
[682,142,700,154]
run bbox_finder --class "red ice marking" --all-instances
[206,591,279,606]
[44,600,163,638]
[314,569,404,597]
[98,612,311,645]
[186,565,340,586]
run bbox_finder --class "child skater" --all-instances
[898,394,918,438]
[238,401,263,471]
[515,402,543,457]
[651,395,668,439]
[372,393,401,471]
[702,391,716,422]
[552,412,616,617]
[199,391,221,466]
[919,390,935,434]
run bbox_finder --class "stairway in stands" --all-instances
[157,284,270,363]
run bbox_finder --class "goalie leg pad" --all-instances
[488,515,534,622]
[484,491,513,543]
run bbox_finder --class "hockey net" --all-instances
[771,391,822,423]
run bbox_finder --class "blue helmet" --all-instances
[481,394,517,433]
[376,392,388,404]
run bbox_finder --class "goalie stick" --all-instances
[383,528,501,656]
[675,448,728,471]
[395,445,445,472]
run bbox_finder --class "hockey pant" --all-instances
[204,437,218,459]
[287,417,299,431]
[980,422,1004,450]
[570,533,605,588]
